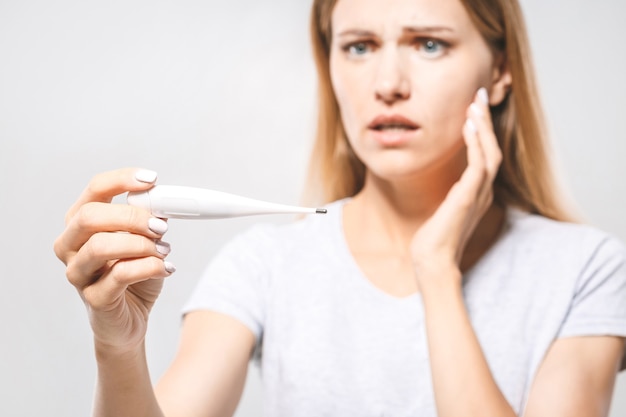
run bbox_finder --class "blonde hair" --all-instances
[305,0,573,221]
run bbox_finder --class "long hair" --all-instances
[305,0,573,221]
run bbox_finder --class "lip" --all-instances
[368,114,420,130]
[367,114,420,146]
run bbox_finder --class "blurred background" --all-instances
[0,0,624,415]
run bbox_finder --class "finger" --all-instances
[66,232,171,289]
[456,117,487,200]
[65,168,158,224]
[55,202,169,262]
[468,89,501,207]
[468,89,502,178]
[464,112,496,208]
[469,103,501,178]
[82,257,175,311]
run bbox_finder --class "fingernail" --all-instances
[135,169,158,183]
[477,88,489,105]
[470,103,483,116]
[465,118,476,133]
[156,241,171,255]
[164,261,177,274]
[148,218,168,235]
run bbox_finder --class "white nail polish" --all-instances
[470,103,483,116]
[465,118,476,133]
[164,261,177,274]
[156,241,171,255]
[477,88,489,105]
[135,169,158,183]
[148,218,168,235]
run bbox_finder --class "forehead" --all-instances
[332,0,474,35]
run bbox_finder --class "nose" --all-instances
[374,47,411,105]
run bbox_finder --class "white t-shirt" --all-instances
[183,199,626,416]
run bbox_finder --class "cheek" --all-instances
[330,56,366,138]
[417,85,467,147]
[419,61,488,139]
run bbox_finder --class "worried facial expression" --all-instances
[330,0,499,181]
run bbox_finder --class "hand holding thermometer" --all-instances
[127,185,327,219]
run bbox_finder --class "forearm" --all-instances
[93,340,164,417]
[421,275,516,417]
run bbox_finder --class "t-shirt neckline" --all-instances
[329,198,520,302]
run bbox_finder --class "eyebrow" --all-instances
[336,26,455,38]
[403,25,454,34]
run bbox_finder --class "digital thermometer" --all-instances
[127,185,327,219]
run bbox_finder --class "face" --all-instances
[330,0,498,182]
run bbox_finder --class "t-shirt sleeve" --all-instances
[558,234,626,369]
[182,224,273,343]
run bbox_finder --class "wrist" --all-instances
[414,259,461,288]
[417,268,464,308]
[94,338,146,364]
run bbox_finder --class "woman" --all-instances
[54,0,626,416]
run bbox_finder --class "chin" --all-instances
[360,144,467,185]
[365,155,437,181]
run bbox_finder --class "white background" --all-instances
[0,1,624,416]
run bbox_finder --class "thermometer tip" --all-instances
[315,208,327,214]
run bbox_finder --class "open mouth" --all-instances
[368,115,419,131]
[371,123,418,131]
[368,115,419,146]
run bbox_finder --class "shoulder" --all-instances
[470,207,626,297]
[503,208,626,266]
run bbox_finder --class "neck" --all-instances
[364,167,463,216]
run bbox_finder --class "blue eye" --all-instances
[344,41,372,56]
[417,39,448,58]
[423,40,439,53]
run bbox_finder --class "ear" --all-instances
[489,55,512,106]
